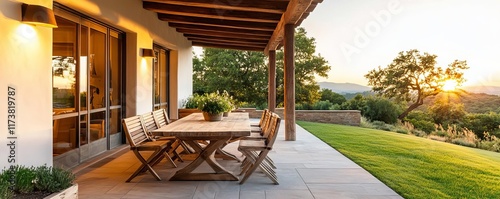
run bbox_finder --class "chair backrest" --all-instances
[259,110,273,136]
[141,112,158,133]
[153,109,170,128]
[122,115,149,148]
[258,109,270,127]
[265,113,281,150]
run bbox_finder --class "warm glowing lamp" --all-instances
[141,48,154,57]
[21,3,58,28]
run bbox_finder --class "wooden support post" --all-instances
[268,50,276,112]
[284,24,295,141]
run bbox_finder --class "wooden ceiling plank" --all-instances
[169,23,273,36]
[144,2,281,23]
[158,14,277,31]
[176,28,271,40]
[143,0,288,14]
[185,35,269,45]
[189,38,267,47]
[192,41,264,51]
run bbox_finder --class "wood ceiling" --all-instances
[143,0,322,52]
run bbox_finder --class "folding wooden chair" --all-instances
[122,115,171,182]
[141,112,177,167]
[152,109,186,162]
[238,113,281,184]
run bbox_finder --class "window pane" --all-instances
[53,117,78,155]
[159,50,168,104]
[80,114,88,146]
[110,32,122,106]
[153,49,160,105]
[90,111,106,142]
[53,16,77,115]
[80,25,88,111]
[89,28,106,109]
[109,108,122,135]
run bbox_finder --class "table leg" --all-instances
[170,137,239,181]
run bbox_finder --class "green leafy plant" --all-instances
[0,165,75,199]
[0,172,13,199]
[182,94,202,109]
[198,92,229,115]
[34,165,75,193]
[13,166,36,194]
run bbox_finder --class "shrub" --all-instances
[371,121,394,131]
[35,166,75,193]
[295,103,313,110]
[461,113,500,139]
[12,166,36,194]
[451,138,476,148]
[0,172,13,199]
[313,100,334,110]
[405,111,436,133]
[477,133,500,152]
[182,94,202,109]
[362,97,402,124]
[0,165,75,199]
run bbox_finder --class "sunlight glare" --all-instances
[443,79,458,91]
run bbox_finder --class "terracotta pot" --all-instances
[202,112,223,121]
[223,111,230,117]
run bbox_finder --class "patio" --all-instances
[75,121,402,199]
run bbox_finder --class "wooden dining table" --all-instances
[152,112,251,181]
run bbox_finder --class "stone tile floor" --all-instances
[75,122,402,199]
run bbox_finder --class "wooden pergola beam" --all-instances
[192,41,264,51]
[144,2,282,23]
[143,0,288,14]
[158,14,277,31]
[168,23,273,37]
[176,28,271,40]
[265,0,314,52]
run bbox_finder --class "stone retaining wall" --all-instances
[237,108,361,126]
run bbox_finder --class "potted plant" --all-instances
[0,165,77,199]
[198,92,228,121]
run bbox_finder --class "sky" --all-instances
[300,0,500,87]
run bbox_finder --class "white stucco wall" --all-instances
[0,0,54,169]
[0,0,193,169]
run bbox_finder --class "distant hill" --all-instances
[462,86,500,96]
[319,82,371,94]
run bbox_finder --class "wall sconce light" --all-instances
[21,3,58,28]
[141,48,154,57]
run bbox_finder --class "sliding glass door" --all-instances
[52,7,125,168]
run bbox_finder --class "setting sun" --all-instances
[443,79,458,91]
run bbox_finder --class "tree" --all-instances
[320,88,346,105]
[193,27,331,108]
[365,49,469,120]
[275,27,331,106]
[193,49,268,106]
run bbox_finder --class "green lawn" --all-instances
[297,121,500,199]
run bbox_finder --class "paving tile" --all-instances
[298,168,382,184]
[239,190,265,199]
[265,189,314,199]
[308,184,402,199]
